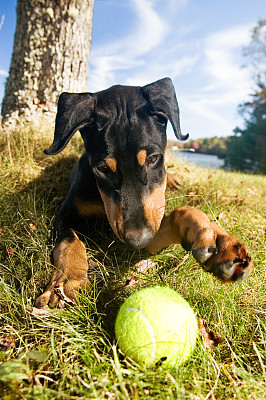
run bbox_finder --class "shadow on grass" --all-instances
[0,155,78,296]
[1,154,150,338]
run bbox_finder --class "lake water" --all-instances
[168,150,225,169]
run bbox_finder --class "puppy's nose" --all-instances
[124,227,154,250]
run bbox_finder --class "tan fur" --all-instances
[147,206,251,282]
[98,188,124,241]
[137,150,147,166]
[35,232,89,308]
[106,157,117,172]
[75,200,106,217]
[148,207,222,253]
[143,176,167,233]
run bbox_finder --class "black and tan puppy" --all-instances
[35,78,251,307]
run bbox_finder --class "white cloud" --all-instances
[88,0,169,91]
[0,69,8,77]
[125,55,198,87]
[88,0,198,92]
[130,0,169,54]
[88,0,193,92]
[202,25,252,94]
[170,24,254,138]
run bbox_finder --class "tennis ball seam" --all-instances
[124,306,157,363]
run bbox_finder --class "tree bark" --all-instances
[1,0,94,123]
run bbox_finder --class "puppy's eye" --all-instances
[147,154,160,166]
[155,114,167,125]
[97,164,110,174]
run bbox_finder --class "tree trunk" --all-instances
[1,0,94,123]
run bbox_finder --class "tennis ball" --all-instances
[115,286,198,368]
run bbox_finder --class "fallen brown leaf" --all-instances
[216,211,228,221]
[166,173,181,190]
[29,223,36,231]
[0,226,8,236]
[134,259,157,273]
[28,306,53,317]
[0,336,15,350]
[88,259,101,270]
[118,275,139,291]
[198,318,225,349]
[247,187,257,195]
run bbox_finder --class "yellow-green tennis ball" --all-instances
[115,286,198,368]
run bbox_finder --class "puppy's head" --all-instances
[45,78,188,249]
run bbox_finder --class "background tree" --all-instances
[243,18,266,86]
[1,0,94,123]
[225,18,266,174]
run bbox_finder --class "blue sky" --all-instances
[0,0,265,140]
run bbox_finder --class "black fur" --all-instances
[46,78,188,249]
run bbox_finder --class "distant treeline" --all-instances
[167,136,229,159]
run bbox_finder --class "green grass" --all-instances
[0,120,265,399]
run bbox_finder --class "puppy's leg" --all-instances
[147,206,252,282]
[35,229,89,307]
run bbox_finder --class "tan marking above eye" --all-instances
[106,157,117,172]
[137,150,147,166]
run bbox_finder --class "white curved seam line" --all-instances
[124,307,156,362]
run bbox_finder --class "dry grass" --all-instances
[0,121,265,399]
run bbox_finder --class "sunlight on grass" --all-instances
[0,122,265,399]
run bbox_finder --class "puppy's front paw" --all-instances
[35,279,83,308]
[35,236,89,308]
[193,231,252,282]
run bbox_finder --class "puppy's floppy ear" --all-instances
[141,77,189,141]
[44,92,95,155]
